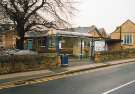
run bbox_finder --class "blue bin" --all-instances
[61,54,68,66]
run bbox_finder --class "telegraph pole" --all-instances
[119,26,122,49]
[91,37,95,60]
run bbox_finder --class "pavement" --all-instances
[0,58,135,84]
[1,58,135,94]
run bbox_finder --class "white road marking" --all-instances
[102,80,135,94]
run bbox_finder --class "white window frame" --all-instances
[122,33,133,45]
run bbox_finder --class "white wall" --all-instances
[94,41,107,52]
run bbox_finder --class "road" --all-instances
[0,62,135,94]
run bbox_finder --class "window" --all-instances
[38,38,47,47]
[59,41,62,49]
[39,39,46,47]
[123,33,133,45]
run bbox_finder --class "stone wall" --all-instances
[0,54,60,74]
[95,49,135,63]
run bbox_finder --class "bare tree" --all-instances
[0,0,74,49]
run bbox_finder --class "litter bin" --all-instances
[61,54,68,66]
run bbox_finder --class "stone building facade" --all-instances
[111,20,135,50]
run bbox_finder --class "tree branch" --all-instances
[27,0,38,9]
[24,20,56,32]
[24,0,46,23]
[0,3,17,22]
[10,0,19,12]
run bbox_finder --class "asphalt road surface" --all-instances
[0,62,135,94]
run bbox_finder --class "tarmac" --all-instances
[0,58,135,84]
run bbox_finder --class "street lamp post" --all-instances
[80,39,83,60]
[55,33,60,55]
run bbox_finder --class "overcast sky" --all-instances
[71,0,135,33]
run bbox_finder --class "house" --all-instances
[110,20,135,50]
[88,25,108,39]
[64,26,109,49]
[0,7,16,49]
[25,25,109,60]
[0,24,16,49]
[59,26,109,54]
[64,26,108,39]
[25,28,93,58]
[88,25,108,52]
